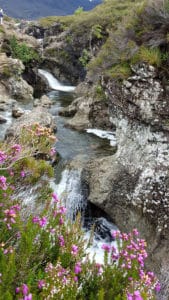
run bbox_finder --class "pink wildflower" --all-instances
[74,262,82,274]
[155,282,161,292]
[39,216,47,227]
[50,148,56,156]
[24,294,32,300]
[38,280,45,289]
[11,144,22,153]
[22,284,29,296]
[52,192,59,203]
[58,235,65,247]
[20,170,25,178]
[101,244,111,253]
[0,151,7,164]
[0,176,7,190]
[71,245,78,256]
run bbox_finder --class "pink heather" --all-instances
[58,235,65,247]
[71,245,79,255]
[22,284,29,296]
[23,294,32,300]
[0,151,7,164]
[101,244,111,253]
[50,148,56,156]
[38,280,45,289]
[11,144,22,153]
[39,216,47,227]
[52,192,59,203]
[74,262,82,274]
[20,170,25,178]
[0,176,7,190]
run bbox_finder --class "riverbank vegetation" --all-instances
[38,0,169,84]
[0,125,160,299]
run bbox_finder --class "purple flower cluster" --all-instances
[0,151,7,164]
[4,204,21,230]
[15,284,32,300]
[0,176,7,190]
[32,216,47,228]
[109,229,161,298]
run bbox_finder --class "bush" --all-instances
[74,7,84,15]
[9,36,40,64]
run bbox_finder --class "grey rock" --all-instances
[0,115,7,123]
[12,106,25,118]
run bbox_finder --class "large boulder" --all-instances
[5,107,56,138]
[0,52,24,78]
[7,77,34,101]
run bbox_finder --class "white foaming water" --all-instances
[38,69,75,92]
[86,129,116,147]
[50,169,117,263]
[50,169,86,220]
[85,230,117,264]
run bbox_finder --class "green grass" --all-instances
[132,46,162,67]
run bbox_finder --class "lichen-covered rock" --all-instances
[0,52,24,78]
[7,77,33,101]
[34,95,52,108]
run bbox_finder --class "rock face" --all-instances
[60,83,113,130]
[7,77,33,101]
[72,64,169,299]
[0,53,34,101]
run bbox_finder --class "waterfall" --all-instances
[50,168,117,263]
[50,168,87,220]
[38,69,75,92]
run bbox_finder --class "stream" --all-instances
[0,70,118,263]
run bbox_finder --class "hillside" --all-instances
[0,0,101,20]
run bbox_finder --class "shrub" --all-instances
[9,36,40,64]
[79,49,91,67]
[74,7,84,15]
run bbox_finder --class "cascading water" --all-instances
[50,168,87,221]
[50,167,117,264]
[38,69,75,92]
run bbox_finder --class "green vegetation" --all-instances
[132,46,162,67]
[79,49,90,67]
[107,63,132,80]
[9,35,40,64]
[95,84,107,100]
[74,6,84,15]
